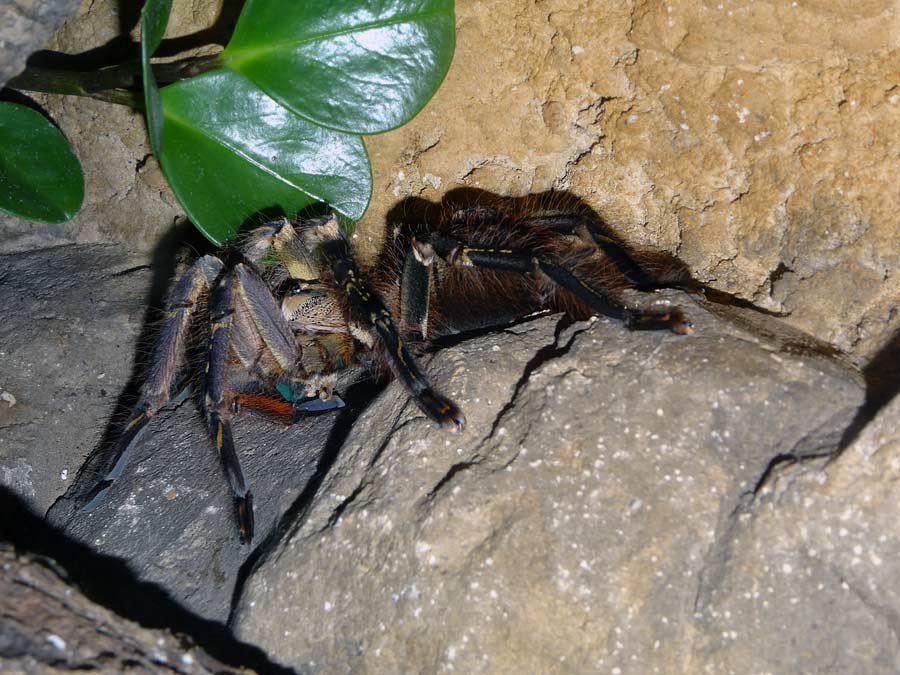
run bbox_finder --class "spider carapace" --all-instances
[87,198,694,543]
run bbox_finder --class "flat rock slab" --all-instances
[49,403,338,623]
[231,293,865,672]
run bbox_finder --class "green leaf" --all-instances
[140,0,172,156]
[158,69,371,245]
[0,102,84,223]
[222,0,455,134]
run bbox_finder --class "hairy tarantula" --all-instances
[86,200,694,543]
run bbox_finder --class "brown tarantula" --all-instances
[86,199,693,543]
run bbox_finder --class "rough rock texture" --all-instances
[695,393,900,673]
[2,0,898,670]
[0,0,81,86]
[4,0,897,364]
[231,297,865,672]
[360,0,900,364]
[0,545,240,674]
[0,245,153,513]
[0,244,348,624]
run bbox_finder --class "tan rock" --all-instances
[7,0,896,361]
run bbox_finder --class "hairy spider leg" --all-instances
[498,210,672,292]
[82,255,224,512]
[313,218,466,432]
[399,240,434,343]
[205,270,255,543]
[206,261,329,544]
[424,232,693,335]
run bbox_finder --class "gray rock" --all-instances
[0,0,81,87]
[694,394,900,673]
[0,245,151,513]
[0,244,349,623]
[231,293,865,673]
[0,546,241,674]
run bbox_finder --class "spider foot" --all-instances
[418,389,466,432]
[236,491,254,544]
[623,307,693,335]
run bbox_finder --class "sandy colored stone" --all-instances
[360,0,900,363]
[5,0,896,361]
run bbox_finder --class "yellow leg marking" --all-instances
[216,421,224,450]
[125,412,146,430]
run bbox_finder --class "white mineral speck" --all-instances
[782,563,793,574]
[181,653,194,665]
[60,469,68,480]
[737,107,751,123]
[571,45,584,55]
[324,601,333,612]
[47,635,66,651]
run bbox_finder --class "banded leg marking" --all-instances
[426,234,691,335]
[206,274,254,543]
[320,232,465,432]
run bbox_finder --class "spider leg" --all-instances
[424,233,692,335]
[207,261,318,543]
[313,218,465,432]
[399,238,435,342]
[204,270,255,542]
[512,210,664,291]
[83,255,224,512]
[450,206,685,292]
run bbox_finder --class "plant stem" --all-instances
[5,53,223,108]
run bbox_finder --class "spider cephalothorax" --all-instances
[87,201,693,542]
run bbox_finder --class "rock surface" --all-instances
[4,0,897,364]
[231,294,866,672]
[0,244,354,624]
[0,0,81,86]
[2,0,898,670]
[0,545,239,674]
[695,393,900,673]
[0,245,152,514]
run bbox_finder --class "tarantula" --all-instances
[86,199,693,543]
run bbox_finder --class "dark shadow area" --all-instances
[839,329,900,448]
[21,0,244,73]
[0,88,52,114]
[1,486,295,674]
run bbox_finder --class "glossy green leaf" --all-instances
[140,0,172,156]
[0,102,84,223]
[222,0,455,134]
[158,69,371,245]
